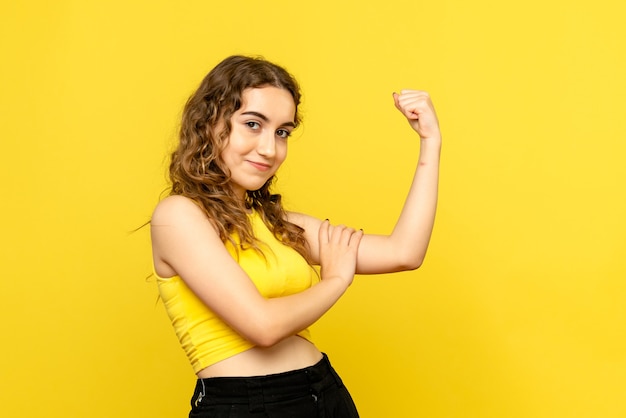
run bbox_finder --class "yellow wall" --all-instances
[2,1,625,416]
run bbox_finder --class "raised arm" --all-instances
[290,90,441,274]
[151,196,363,347]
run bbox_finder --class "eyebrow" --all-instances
[241,111,296,128]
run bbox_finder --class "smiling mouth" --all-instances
[247,161,272,172]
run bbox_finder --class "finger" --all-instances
[398,102,421,120]
[396,93,424,120]
[318,219,329,244]
[329,225,346,244]
[392,92,402,112]
[328,224,336,243]
[400,89,429,98]
[397,90,430,106]
[338,227,356,246]
[349,228,364,248]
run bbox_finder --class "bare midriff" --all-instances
[196,335,323,378]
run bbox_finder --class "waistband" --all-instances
[192,353,344,408]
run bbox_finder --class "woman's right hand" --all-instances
[318,220,364,287]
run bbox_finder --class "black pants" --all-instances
[189,353,360,417]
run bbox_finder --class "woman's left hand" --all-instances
[393,90,440,140]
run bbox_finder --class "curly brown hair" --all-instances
[168,55,310,261]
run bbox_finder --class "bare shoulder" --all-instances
[150,195,223,277]
[151,195,220,250]
[151,195,206,226]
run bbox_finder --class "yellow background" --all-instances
[2,1,625,417]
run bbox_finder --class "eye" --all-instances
[276,129,291,139]
[245,121,261,130]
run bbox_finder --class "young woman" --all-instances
[151,55,441,417]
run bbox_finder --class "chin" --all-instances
[241,181,270,194]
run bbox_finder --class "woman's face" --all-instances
[221,86,296,198]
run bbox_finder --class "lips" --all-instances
[247,160,272,172]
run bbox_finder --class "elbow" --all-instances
[235,300,296,347]
[396,251,426,271]
[242,318,285,348]
[248,332,281,348]
[400,259,423,271]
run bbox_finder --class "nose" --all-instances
[256,130,276,158]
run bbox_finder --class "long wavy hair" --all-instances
[168,55,310,260]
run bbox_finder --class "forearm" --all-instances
[352,90,444,274]
[247,276,348,347]
[390,135,441,269]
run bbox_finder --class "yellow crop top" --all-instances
[156,211,319,373]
